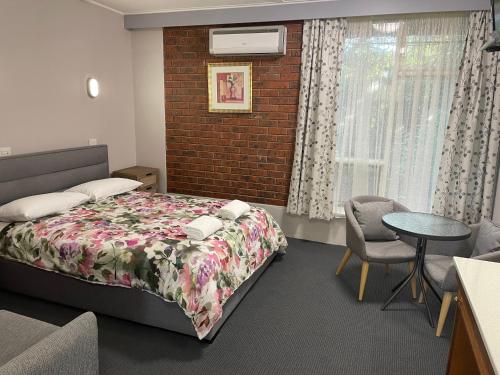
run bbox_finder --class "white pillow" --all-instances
[0,192,90,222]
[66,178,142,201]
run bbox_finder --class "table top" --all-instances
[455,257,500,374]
[382,212,471,241]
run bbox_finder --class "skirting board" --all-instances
[254,203,347,246]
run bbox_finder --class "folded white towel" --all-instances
[217,200,251,220]
[184,216,223,240]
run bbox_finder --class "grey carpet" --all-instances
[0,238,451,374]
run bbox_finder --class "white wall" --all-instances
[0,0,136,172]
[131,29,167,193]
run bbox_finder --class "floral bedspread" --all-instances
[0,192,287,339]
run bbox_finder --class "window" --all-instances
[334,14,468,213]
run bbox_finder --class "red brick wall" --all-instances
[164,22,302,206]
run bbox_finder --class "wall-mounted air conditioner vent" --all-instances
[209,25,287,56]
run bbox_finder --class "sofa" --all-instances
[0,310,98,375]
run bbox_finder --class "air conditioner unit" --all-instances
[209,25,287,56]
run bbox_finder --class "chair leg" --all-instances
[418,280,429,304]
[408,261,417,299]
[336,248,352,276]
[358,261,370,301]
[436,292,454,337]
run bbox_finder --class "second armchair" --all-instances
[336,196,417,301]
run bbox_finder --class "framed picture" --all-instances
[207,62,252,113]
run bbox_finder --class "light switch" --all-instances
[88,138,98,146]
[0,147,12,157]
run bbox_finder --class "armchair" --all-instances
[336,196,417,301]
[420,223,500,337]
[0,311,98,375]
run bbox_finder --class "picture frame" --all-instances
[207,62,252,113]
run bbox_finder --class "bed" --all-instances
[0,145,287,341]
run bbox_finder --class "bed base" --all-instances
[0,252,277,341]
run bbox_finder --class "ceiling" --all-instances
[84,0,334,15]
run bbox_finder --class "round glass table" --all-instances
[381,212,471,327]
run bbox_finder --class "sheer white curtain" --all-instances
[334,14,468,214]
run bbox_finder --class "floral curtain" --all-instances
[432,11,500,224]
[287,19,347,220]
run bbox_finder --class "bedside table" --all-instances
[111,166,160,193]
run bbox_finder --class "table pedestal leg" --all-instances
[422,272,442,303]
[381,238,435,327]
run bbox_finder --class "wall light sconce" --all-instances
[87,77,99,98]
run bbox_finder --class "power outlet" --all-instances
[0,147,12,157]
[88,138,98,146]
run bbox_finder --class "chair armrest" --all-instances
[473,250,500,263]
[344,201,367,259]
[0,312,99,375]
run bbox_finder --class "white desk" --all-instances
[454,257,500,374]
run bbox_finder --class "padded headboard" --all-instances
[0,145,109,205]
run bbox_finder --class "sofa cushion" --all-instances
[471,218,500,257]
[0,310,59,366]
[353,200,397,240]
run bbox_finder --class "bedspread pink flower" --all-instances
[256,248,264,265]
[121,273,131,286]
[180,264,192,294]
[188,291,199,312]
[126,239,139,247]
